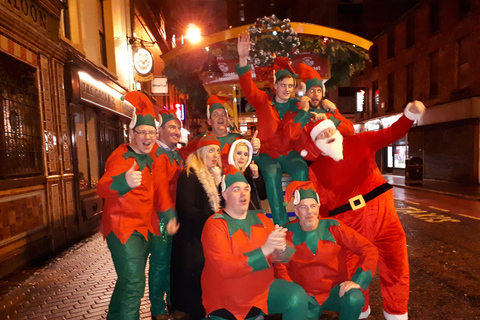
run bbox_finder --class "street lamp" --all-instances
[185,23,201,43]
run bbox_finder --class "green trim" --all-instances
[286,219,339,254]
[350,267,373,291]
[134,114,156,128]
[158,208,176,224]
[244,247,270,272]
[235,63,251,77]
[110,172,132,197]
[274,69,298,82]
[156,148,184,166]
[293,109,314,127]
[305,78,323,91]
[213,210,264,238]
[209,103,227,114]
[298,189,317,201]
[224,171,248,191]
[123,148,154,171]
[160,114,177,126]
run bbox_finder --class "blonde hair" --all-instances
[233,142,248,173]
[185,145,222,178]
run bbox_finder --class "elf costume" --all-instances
[307,102,425,320]
[201,166,309,320]
[235,57,313,226]
[149,110,185,318]
[97,91,158,320]
[293,63,354,161]
[275,181,378,320]
[179,95,243,166]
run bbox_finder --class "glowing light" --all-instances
[185,24,201,43]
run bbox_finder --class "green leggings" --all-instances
[148,233,173,316]
[256,151,309,226]
[106,232,149,320]
[311,283,365,320]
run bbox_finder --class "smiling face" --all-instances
[314,128,344,162]
[223,181,251,218]
[208,108,229,137]
[295,198,320,231]
[306,85,324,108]
[130,124,156,154]
[201,144,221,169]
[159,119,181,149]
[274,76,295,103]
[233,144,249,171]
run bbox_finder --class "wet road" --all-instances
[319,188,480,320]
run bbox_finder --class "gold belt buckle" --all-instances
[349,195,366,210]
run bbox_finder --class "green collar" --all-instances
[286,219,339,255]
[156,147,184,167]
[123,146,154,171]
[272,98,299,119]
[212,210,264,238]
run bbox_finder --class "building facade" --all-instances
[0,0,179,278]
[352,0,480,184]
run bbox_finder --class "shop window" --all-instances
[73,106,99,191]
[0,52,43,179]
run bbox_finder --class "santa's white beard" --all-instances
[315,130,344,161]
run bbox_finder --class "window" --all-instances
[73,106,99,191]
[429,50,439,98]
[61,3,71,40]
[459,0,471,20]
[372,80,379,114]
[406,15,415,48]
[387,73,395,111]
[429,0,440,35]
[456,37,471,90]
[370,44,378,68]
[0,52,43,179]
[387,30,395,59]
[98,0,107,67]
[406,62,414,102]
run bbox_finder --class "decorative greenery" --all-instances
[248,15,300,67]
[163,15,370,113]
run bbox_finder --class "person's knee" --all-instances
[285,284,309,310]
[344,289,365,310]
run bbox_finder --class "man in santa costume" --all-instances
[201,165,309,320]
[275,181,378,320]
[97,91,162,320]
[236,32,313,226]
[304,100,426,320]
[293,63,355,161]
[149,110,183,320]
[179,94,260,167]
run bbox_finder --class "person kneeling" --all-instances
[275,181,379,320]
[201,165,309,320]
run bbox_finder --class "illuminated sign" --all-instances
[134,48,153,75]
[174,103,185,121]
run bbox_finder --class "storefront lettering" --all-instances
[81,82,115,108]
[3,0,48,31]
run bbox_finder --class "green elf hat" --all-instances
[124,91,157,129]
[207,95,230,119]
[158,109,181,127]
[221,164,248,192]
[295,62,326,96]
[273,57,298,83]
[196,133,220,150]
[285,181,319,206]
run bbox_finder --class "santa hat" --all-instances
[300,118,339,158]
[228,139,253,169]
[124,91,157,129]
[284,181,319,205]
[273,57,298,83]
[295,63,326,97]
[196,133,220,150]
[207,95,230,119]
[158,109,181,127]
[221,164,248,192]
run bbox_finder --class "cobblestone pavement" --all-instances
[0,233,152,320]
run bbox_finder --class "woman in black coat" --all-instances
[170,134,222,320]
[227,139,267,210]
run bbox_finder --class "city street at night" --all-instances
[1,180,479,320]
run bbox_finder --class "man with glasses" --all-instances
[97,91,159,320]
[275,181,378,320]
[236,32,313,226]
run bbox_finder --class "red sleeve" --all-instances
[367,115,414,151]
[331,109,355,137]
[97,145,133,199]
[152,153,174,213]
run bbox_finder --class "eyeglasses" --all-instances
[133,129,157,137]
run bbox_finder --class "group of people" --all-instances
[97,31,426,320]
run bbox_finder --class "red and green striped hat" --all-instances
[196,133,220,150]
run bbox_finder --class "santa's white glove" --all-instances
[404,100,426,121]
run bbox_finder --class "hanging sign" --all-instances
[133,48,154,81]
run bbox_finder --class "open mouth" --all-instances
[327,138,335,144]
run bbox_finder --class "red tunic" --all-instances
[97,144,156,244]
[274,218,378,305]
[201,211,275,319]
[236,64,312,158]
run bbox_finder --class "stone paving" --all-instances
[0,233,152,320]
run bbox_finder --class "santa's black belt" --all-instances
[328,183,393,217]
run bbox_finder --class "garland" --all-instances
[248,14,300,67]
